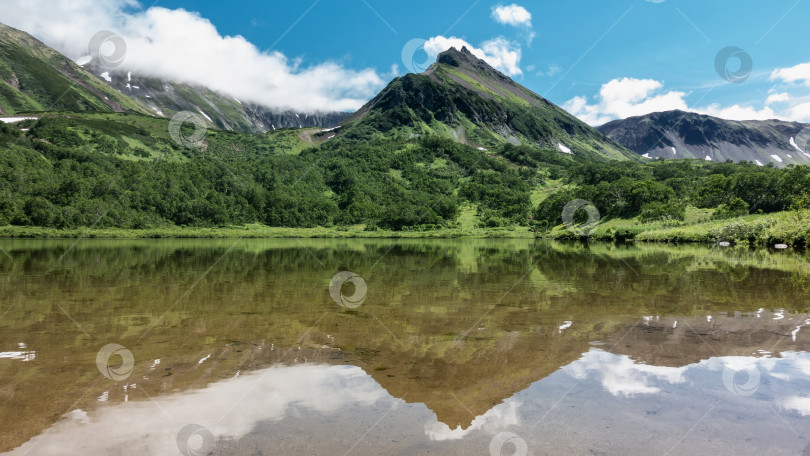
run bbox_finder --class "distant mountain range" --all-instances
[598,110,810,166]
[4,20,810,167]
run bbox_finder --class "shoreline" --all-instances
[1,209,808,245]
[0,225,538,239]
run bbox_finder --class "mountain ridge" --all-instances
[598,109,810,166]
[0,21,349,132]
[82,60,351,133]
[0,22,148,115]
[340,47,637,162]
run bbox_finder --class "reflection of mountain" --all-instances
[9,348,810,455]
[608,312,810,367]
[1,240,809,451]
[348,309,810,430]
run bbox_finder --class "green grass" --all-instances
[549,208,810,247]
[263,129,312,154]
[531,179,566,206]
[4,210,808,245]
[0,223,537,239]
[456,204,480,230]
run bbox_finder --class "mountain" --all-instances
[0,22,347,132]
[598,110,810,166]
[0,23,147,115]
[339,46,636,161]
[83,62,350,133]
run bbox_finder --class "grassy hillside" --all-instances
[0,24,147,115]
[0,112,566,231]
[340,47,636,162]
[548,207,810,247]
[2,111,809,242]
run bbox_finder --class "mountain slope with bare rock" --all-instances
[598,110,810,166]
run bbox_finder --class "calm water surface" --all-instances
[0,239,809,455]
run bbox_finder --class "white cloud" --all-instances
[492,4,532,27]
[0,1,385,112]
[491,4,534,45]
[771,62,810,86]
[564,77,781,125]
[424,36,523,76]
[565,349,687,397]
[563,78,688,125]
[766,92,791,104]
[701,103,777,121]
[786,101,810,121]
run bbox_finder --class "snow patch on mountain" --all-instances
[196,109,213,122]
[0,116,38,123]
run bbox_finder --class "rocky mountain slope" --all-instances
[340,46,637,162]
[598,110,810,166]
[83,61,350,133]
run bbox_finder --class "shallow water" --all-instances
[0,239,808,455]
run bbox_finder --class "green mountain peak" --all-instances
[340,46,636,161]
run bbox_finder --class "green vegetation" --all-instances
[0,224,536,239]
[339,49,636,162]
[2,111,810,245]
[0,113,544,232]
[0,24,147,114]
[533,157,810,246]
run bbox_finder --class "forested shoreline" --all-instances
[1,113,809,245]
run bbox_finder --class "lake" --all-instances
[0,239,809,455]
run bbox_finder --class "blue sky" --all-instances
[3,0,810,123]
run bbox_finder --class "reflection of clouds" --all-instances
[7,364,388,455]
[702,355,777,373]
[785,351,810,376]
[565,349,687,396]
[782,396,810,415]
[11,351,810,454]
[562,348,810,400]
[425,401,521,441]
[717,351,810,415]
[700,352,810,384]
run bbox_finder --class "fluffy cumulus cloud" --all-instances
[491,4,535,44]
[564,77,781,126]
[566,57,810,125]
[771,62,810,86]
[769,62,810,122]
[766,92,791,104]
[0,0,384,112]
[491,4,532,27]
[424,35,522,76]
